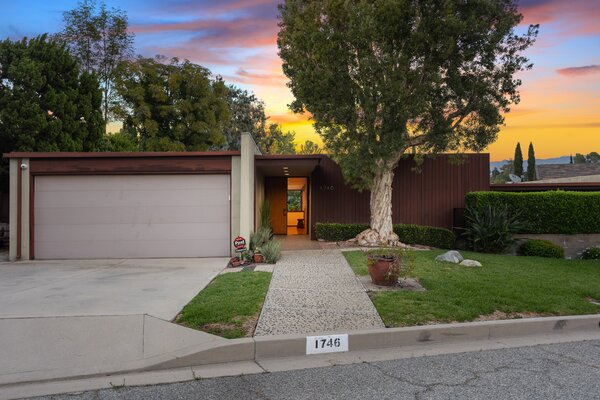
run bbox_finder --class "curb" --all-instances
[1,314,598,400]
[156,314,600,364]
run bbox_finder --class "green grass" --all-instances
[176,272,271,339]
[343,250,600,327]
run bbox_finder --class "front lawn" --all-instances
[344,250,600,327]
[176,272,271,339]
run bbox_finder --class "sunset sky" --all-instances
[1,0,598,161]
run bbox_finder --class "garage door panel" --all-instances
[36,222,230,242]
[35,239,230,260]
[34,175,231,259]
[35,175,230,192]
[35,206,230,226]
[36,188,229,209]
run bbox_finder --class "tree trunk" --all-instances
[356,165,402,247]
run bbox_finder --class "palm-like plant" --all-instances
[463,205,523,253]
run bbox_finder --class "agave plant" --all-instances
[463,204,523,253]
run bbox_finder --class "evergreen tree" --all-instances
[0,35,104,190]
[513,142,523,177]
[526,142,536,181]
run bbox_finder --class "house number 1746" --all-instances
[306,334,349,355]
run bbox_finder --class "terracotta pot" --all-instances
[253,253,264,263]
[368,256,397,286]
[230,258,242,267]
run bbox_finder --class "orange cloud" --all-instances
[556,65,600,77]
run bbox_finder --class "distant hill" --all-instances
[490,156,571,171]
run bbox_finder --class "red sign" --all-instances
[233,236,247,251]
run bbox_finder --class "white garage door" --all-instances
[34,175,230,259]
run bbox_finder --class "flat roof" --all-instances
[3,151,241,159]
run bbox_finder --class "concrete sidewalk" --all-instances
[254,250,384,336]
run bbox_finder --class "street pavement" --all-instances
[29,340,600,400]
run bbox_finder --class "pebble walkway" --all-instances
[254,249,384,336]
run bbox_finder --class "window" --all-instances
[287,190,302,212]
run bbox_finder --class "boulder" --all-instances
[460,259,482,268]
[435,250,464,264]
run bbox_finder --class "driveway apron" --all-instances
[254,249,384,336]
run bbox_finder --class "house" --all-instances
[535,163,600,183]
[4,133,489,261]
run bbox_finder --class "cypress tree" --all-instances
[514,142,524,177]
[526,142,536,181]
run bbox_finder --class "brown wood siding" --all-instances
[29,156,232,175]
[311,154,490,237]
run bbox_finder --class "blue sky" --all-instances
[1,0,598,160]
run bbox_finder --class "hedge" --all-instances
[518,239,564,259]
[314,223,455,249]
[465,191,600,234]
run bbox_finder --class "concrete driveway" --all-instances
[0,258,227,320]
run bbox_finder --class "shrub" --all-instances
[250,226,272,251]
[394,224,455,249]
[465,191,600,234]
[314,223,455,249]
[518,239,564,259]
[581,247,600,260]
[315,223,368,242]
[261,240,282,263]
[463,204,522,253]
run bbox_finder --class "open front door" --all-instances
[265,177,287,235]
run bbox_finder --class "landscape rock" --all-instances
[435,250,464,264]
[460,259,482,268]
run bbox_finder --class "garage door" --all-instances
[34,175,230,259]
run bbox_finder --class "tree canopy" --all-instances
[58,0,134,125]
[298,140,322,154]
[114,56,230,151]
[257,123,297,154]
[223,86,267,150]
[278,0,538,244]
[0,35,104,189]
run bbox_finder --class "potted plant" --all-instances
[253,247,264,263]
[366,248,405,286]
[229,256,242,267]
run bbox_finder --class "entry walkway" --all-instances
[254,250,384,336]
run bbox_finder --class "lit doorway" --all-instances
[286,177,308,235]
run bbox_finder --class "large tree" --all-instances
[278,0,538,245]
[58,0,134,126]
[0,35,104,189]
[513,142,523,177]
[114,56,229,151]
[223,86,267,150]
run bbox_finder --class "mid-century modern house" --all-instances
[4,133,489,261]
